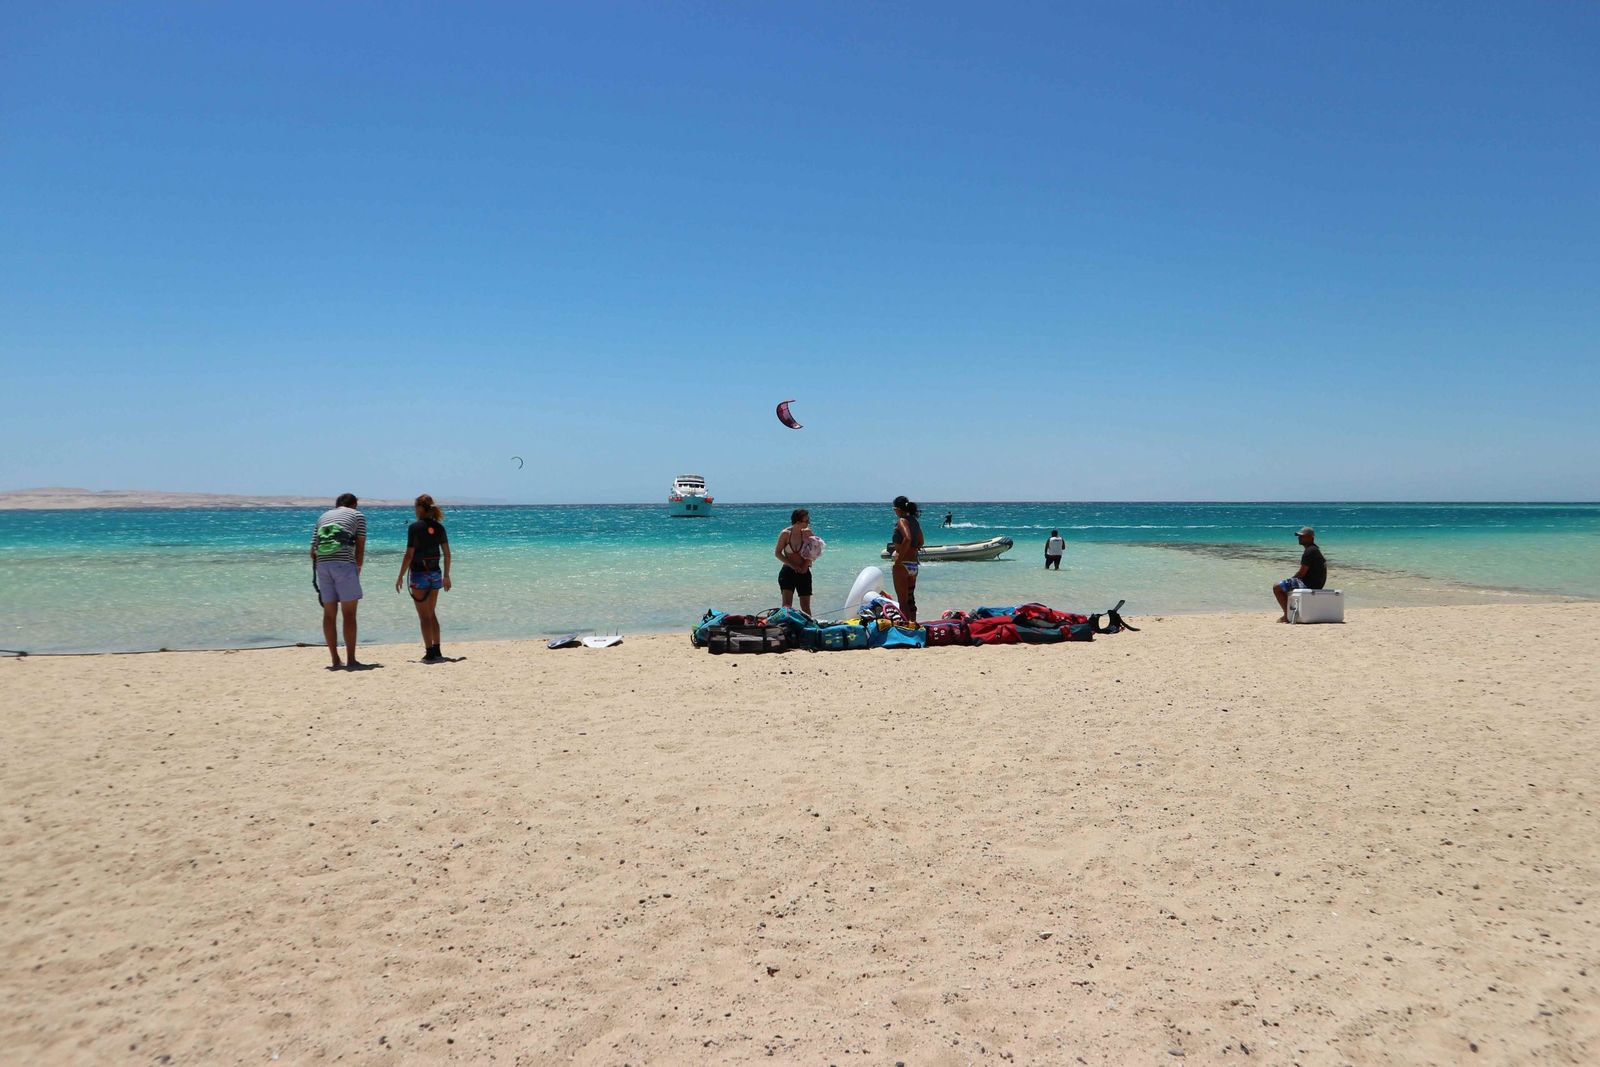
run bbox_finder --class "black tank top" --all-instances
[892,517,922,547]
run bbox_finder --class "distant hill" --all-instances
[0,488,422,510]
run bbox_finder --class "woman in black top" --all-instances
[888,495,925,623]
[395,493,452,661]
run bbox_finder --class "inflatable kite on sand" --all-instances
[776,399,802,429]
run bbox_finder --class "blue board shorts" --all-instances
[1277,576,1307,593]
[316,560,362,604]
[409,570,444,591]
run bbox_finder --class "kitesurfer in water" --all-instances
[888,496,925,623]
[774,507,816,616]
[395,494,452,661]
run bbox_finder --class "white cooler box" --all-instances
[1287,588,1344,624]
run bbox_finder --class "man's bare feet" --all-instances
[327,657,343,669]
[1276,616,1288,623]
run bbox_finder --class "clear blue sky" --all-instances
[2,2,1596,502]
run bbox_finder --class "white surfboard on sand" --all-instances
[581,635,623,648]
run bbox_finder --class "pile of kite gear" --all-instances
[690,600,1136,655]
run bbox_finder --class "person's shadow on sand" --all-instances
[421,656,466,665]
[327,661,384,672]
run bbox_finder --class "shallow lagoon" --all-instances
[3,501,1595,652]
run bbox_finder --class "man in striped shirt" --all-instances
[310,493,367,669]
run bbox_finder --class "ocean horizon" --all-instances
[3,500,1597,654]
[10,494,1599,507]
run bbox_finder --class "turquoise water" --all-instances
[2,502,1596,653]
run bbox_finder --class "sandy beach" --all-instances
[3,603,1597,1064]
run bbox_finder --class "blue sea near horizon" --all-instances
[2,502,1597,654]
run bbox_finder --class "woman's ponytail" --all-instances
[415,493,443,523]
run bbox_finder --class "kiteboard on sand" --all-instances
[549,632,623,649]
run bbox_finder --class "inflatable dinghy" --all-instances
[880,536,1013,562]
[842,566,884,618]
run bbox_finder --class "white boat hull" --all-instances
[881,536,1013,562]
[669,496,713,518]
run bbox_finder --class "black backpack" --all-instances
[704,623,788,654]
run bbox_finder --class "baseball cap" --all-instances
[1296,526,1315,537]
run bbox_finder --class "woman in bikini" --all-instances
[888,495,924,623]
[774,507,816,616]
[395,493,452,661]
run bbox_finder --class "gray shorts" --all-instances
[316,560,363,604]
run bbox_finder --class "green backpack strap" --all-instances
[315,522,355,556]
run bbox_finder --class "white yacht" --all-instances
[668,474,714,518]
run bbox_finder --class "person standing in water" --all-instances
[395,494,452,661]
[311,493,367,670]
[888,495,925,623]
[943,511,953,527]
[1044,529,1065,570]
[774,507,817,616]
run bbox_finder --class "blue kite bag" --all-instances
[692,610,763,647]
[971,606,1021,619]
[874,623,927,650]
[691,610,728,647]
[813,622,872,651]
[761,607,821,644]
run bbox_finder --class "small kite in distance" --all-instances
[511,455,525,469]
[776,399,802,430]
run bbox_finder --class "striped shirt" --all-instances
[311,507,366,564]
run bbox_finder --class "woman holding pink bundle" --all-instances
[774,507,822,616]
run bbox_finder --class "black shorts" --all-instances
[778,565,813,597]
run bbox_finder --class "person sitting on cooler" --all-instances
[1273,526,1327,622]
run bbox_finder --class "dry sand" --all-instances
[3,604,1597,1064]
